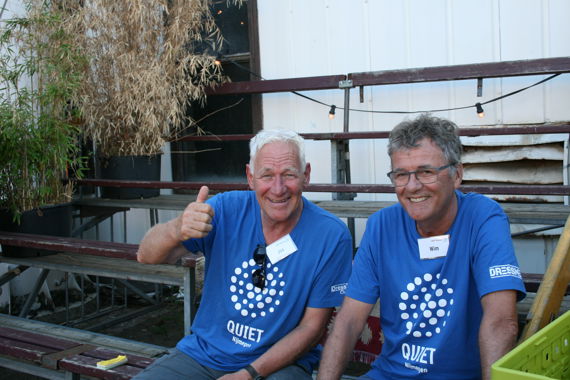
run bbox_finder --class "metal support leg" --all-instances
[0,265,29,287]
[183,266,197,336]
[19,268,50,318]
[115,278,158,304]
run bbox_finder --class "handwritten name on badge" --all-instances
[418,235,449,260]
[266,234,298,264]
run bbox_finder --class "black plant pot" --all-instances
[0,203,73,257]
[99,155,161,199]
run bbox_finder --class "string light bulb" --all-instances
[328,105,336,119]
[475,102,485,118]
[214,55,222,66]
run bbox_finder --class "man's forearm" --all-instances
[137,218,184,264]
[479,311,518,379]
[318,298,373,380]
[317,322,360,379]
[248,308,331,378]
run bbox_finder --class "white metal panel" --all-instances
[499,0,544,61]
[544,1,570,122]
[513,238,547,274]
[91,1,570,275]
[463,161,562,184]
[322,0,370,74]
[462,133,568,147]
[257,0,294,79]
[462,144,564,164]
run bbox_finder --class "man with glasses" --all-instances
[135,129,352,380]
[318,114,525,380]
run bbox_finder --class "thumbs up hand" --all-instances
[176,185,214,241]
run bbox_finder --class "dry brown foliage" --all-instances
[62,0,237,156]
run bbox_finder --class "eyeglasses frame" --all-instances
[387,162,457,187]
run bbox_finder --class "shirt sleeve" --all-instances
[346,216,381,305]
[307,230,353,308]
[470,203,526,301]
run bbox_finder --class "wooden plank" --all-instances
[0,232,202,269]
[75,180,570,196]
[0,253,187,286]
[0,330,153,380]
[0,232,138,260]
[80,347,155,369]
[74,196,570,225]
[59,354,143,380]
[0,327,78,350]
[0,336,57,363]
[0,355,67,379]
[520,214,570,341]
[0,315,169,358]
[204,57,570,95]
[348,57,570,86]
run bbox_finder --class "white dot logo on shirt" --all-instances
[399,273,454,338]
[229,259,286,318]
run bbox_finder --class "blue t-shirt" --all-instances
[177,191,353,372]
[347,191,526,379]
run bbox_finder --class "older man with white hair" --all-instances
[135,129,352,380]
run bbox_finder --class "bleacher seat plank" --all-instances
[75,195,570,225]
[0,231,138,260]
[0,314,169,358]
[59,347,154,380]
[0,314,169,379]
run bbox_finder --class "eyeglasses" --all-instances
[252,244,267,289]
[387,163,456,187]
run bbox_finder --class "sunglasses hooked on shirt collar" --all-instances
[252,244,267,289]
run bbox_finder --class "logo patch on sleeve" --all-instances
[331,283,347,294]
[489,265,522,279]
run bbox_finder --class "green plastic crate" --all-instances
[492,310,570,379]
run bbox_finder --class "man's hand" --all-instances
[175,185,215,242]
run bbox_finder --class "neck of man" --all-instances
[262,203,304,245]
[416,196,458,238]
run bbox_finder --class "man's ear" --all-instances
[303,163,311,186]
[454,163,464,189]
[246,164,255,190]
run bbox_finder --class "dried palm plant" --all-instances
[63,0,236,157]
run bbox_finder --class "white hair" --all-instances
[249,129,306,173]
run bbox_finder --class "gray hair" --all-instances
[388,114,463,169]
[249,129,306,173]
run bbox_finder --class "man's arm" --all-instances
[137,186,214,264]
[479,289,518,380]
[317,297,374,380]
[218,307,333,380]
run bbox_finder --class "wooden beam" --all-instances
[206,57,570,95]
[76,179,570,196]
[520,214,570,342]
[175,123,570,142]
[349,57,570,86]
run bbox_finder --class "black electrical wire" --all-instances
[223,57,563,116]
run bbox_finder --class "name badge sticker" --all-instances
[418,235,449,260]
[266,234,298,264]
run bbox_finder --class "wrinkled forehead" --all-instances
[390,139,447,167]
[254,142,302,172]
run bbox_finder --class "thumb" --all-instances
[196,185,209,203]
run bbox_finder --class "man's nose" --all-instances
[271,175,286,193]
[405,172,423,190]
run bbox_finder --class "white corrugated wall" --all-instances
[257,0,570,272]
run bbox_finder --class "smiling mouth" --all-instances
[410,196,429,203]
[269,198,289,204]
